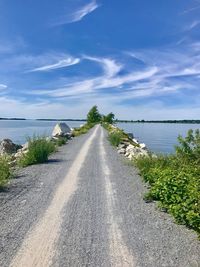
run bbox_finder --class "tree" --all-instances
[87,105,101,124]
[102,112,115,124]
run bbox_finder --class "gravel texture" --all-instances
[0,125,199,267]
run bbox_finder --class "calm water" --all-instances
[0,120,199,154]
[0,120,83,145]
[117,122,200,154]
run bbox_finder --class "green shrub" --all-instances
[134,129,200,234]
[0,156,11,187]
[72,123,95,137]
[108,130,124,146]
[54,136,68,146]
[19,136,55,167]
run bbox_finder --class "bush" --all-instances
[108,130,124,146]
[19,136,56,167]
[72,123,95,137]
[54,136,68,146]
[134,129,200,234]
[0,156,11,187]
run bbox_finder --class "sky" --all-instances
[0,0,200,119]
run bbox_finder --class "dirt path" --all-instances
[0,125,199,267]
[10,126,99,267]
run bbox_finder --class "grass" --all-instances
[72,123,95,137]
[0,156,11,187]
[53,136,68,146]
[18,136,56,167]
[134,129,200,234]
[108,130,125,146]
[102,122,139,147]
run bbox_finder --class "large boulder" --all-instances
[52,123,71,137]
[0,139,22,155]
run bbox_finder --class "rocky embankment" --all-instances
[0,122,73,165]
[109,124,150,160]
[0,123,150,165]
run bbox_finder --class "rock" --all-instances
[118,148,126,154]
[127,133,134,139]
[118,143,127,149]
[140,143,146,149]
[128,154,133,160]
[132,138,139,144]
[22,142,29,151]
[52,123,71,137]
[0,139,22,155]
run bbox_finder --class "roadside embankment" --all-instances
[102,122,150,160]
[104,123,200,236]
[0,122,90,187]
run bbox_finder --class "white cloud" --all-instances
[54,0,99,25]
[1,95,200,120]
[29,56,158,98]
[29,57,80,72]
[0,84,7,89]
[182,4,200,14]
[83,56,123,77]
[0,53,80,74]
[70,0,99,23]
[185,20,200,31]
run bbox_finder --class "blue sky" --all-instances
[0,0,200,119]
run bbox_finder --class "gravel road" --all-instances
[0,125,199,267]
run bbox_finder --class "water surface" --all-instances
[0,120,83,145]
[0,120,199,153]
[117,122,200,154]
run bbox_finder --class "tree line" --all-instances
[87,105,115,124]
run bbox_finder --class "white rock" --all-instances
[132,138,139,144]
[140,143,146,149]
[52,123,71,137]
[118,143,126,149]
[0,139,22,155]
[22,142,29,151]
[128,154,133,160]
[118,148,126,154]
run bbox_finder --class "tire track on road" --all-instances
[100,128,135,267]
[10,126,99,267]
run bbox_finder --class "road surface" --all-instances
[0,125,199,267]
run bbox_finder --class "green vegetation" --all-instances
[108,129,125,146]
[72,123,95,137]
[102,112,115,124]
[135,129,200,234]
[87,105,101,124]
[18,136,56,167]
[54,136,68,146]
[72,106,116,137]
[0,156,11,187]
[103,122,139,147]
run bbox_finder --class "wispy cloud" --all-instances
[28,57,80,72]
[185,20,200,31]
[29,55,157,98]
[32,43,200,101]
[182,4,200,14]
[0,84,7,89]
[53,0,99,25]
[0,53,80,74]
[70,0,99,23]
[83,56,122,77]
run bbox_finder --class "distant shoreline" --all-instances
[0,118,200,124]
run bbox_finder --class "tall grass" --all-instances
[72,123,95,137]
[108,130,124,146]
[135,129,200,234]
[18,136,56,167]
[0,156,11,187]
